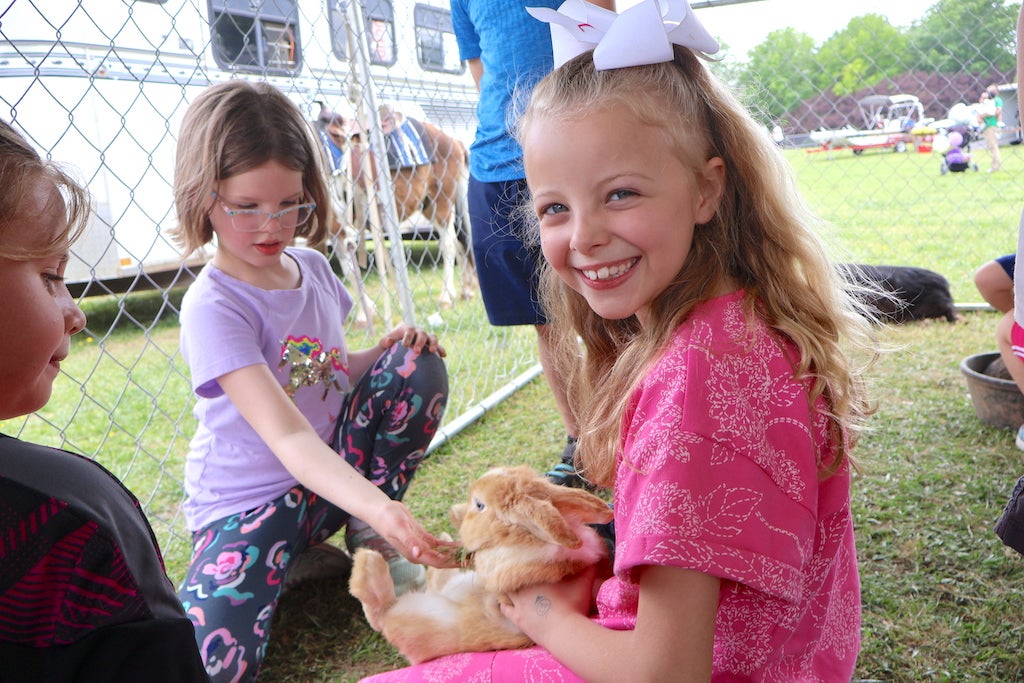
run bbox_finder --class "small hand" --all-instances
[380,324,446,357]
[500,565,598,634]
[374,501,461,568]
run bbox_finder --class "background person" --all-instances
[993,2,1024,553]
[978,85,1004,172]
[450,0,616,490]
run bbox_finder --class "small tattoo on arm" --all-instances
[534,595,551,617]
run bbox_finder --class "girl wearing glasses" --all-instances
[171,80,455,683]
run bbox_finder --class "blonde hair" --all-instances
[518,47,878,487]
[0,119,90,260]
[171,80,333,255]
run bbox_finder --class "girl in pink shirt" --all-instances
[362,1,879,680]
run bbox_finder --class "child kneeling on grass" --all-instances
[170,80,458,682]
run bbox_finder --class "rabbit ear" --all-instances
[548,485,615,526]
[497,493,582,548]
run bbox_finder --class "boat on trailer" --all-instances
[809,94,928,155]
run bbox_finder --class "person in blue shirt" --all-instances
[450,0,615,489]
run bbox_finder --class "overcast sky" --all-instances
[658,0,940,59]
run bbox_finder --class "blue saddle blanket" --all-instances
[386,119,431,170]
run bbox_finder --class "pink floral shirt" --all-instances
[360,290,860,683]
[595,290,861,679]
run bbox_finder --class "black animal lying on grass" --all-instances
[840,264,961,324]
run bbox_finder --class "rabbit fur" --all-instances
[348,465,613,665]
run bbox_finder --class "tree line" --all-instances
[712,0,1020,131]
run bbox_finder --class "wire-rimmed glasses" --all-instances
[212,192,316,232]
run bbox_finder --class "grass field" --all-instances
[788,142,1022,303]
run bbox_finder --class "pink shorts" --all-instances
[1013,321,1024,361]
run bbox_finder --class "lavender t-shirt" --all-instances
[180,247,353,531]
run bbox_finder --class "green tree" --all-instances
[815,15,908,96]
[908,0,1019,73]
[737,27,817,124]
[706,37,744,89]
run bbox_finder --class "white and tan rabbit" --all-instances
[348,465,613,665]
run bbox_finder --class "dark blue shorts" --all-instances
[468,176,547,326]
[997,253,1015,280]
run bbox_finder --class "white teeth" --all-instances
[582,259,636,281]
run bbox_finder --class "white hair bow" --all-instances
[527,0,719,71]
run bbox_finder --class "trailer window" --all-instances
[414,5,462,74]
[329,0,396,66]
[208,0,301,74]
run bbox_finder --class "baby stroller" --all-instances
[940,128,979,174]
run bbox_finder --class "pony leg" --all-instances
[365,195,394,325]
[333,168,377,331]
[353,142,395,324]
[342,223,377,331]
[437,216,458,309]
[454,172,477,301]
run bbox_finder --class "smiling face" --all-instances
[524,103,724,328]
[209,159,306,286]
[0,183,87,420]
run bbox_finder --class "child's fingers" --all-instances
[384,505,460,567]
[415,544,463,568]
[397,327,445,356]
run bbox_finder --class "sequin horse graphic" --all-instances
[278,336,346,400]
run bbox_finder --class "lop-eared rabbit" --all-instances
[348,465,613,664]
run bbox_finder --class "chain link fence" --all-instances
[1,0,1022,576]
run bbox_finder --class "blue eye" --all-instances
[473,498,485,512]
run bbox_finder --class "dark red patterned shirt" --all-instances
[0,434,207,681]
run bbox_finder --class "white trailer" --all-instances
[0,0,477,293]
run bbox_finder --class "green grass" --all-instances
[788,143,1022,302]
[259,312,1024,682]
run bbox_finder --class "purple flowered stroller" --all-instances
[940,128,979,174]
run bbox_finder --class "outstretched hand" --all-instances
[372,500,461,568]
[380,324,446,357]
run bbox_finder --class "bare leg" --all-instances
[437,216,458,309]
[997,312,1024,391]
[974,259,1014,313]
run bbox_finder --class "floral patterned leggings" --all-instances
[177,344,448,683]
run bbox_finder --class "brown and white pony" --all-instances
[319,106,476,328]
